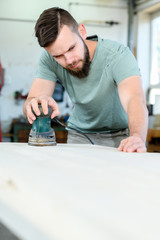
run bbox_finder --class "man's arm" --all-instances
[117,75,148,152]
[23,78,60,124]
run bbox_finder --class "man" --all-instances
[23,7,148,152]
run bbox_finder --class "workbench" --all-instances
[147,128,160,152]
[0,143,160,240]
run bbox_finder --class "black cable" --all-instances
[53,118,94,145]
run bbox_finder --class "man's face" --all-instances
[45,25,91,78]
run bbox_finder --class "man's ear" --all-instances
[78,24,87,40]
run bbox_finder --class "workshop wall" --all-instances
[0,0,128,133]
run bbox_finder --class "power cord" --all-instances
[53,117,94,145]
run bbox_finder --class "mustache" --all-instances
[68,60,90,69]
[68,61,80,68]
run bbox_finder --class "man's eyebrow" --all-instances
[52,53,62,58]
[52,43,76,58]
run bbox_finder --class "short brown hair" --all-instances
[35,7,79,47]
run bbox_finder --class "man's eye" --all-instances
[54,55,61,59]
[69,46,74,51]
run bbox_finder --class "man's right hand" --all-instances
[24,95,60,124]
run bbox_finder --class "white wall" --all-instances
[69,2,128,44]
[0,0,128,132]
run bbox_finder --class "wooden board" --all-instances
[0,143,160,240]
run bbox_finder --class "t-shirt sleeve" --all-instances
[112,45,141,85]
[35,50,58,82]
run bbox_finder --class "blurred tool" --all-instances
[28,105,56,146]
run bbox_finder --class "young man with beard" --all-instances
[23,7,148,152]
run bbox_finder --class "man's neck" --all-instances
[85,40,98,62]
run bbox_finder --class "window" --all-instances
[149,11,160,113]
[150,12,160,85]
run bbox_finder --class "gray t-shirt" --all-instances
[36,36,141,133]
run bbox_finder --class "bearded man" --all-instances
[23,7,148,152]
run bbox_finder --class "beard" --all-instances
[66,40,91,79]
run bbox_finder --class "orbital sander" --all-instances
[28,104,56,146]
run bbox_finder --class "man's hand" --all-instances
[25,95,60,124]
[118,135,147,153]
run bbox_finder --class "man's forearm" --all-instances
[117,76,148,152]
[127,96,148,142]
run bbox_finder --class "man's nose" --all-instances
[64,52,74,65]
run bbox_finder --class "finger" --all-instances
[49,100,60,118]
[118,137,141,152]
[51,109,60,118]
[118,139,128,151]
[26,105,36,123]
[123,142,141,152]
[31,99,41,116]
[118,136,146,153]
[124,142,145,153]
[136,146,147,153]
[121,136,142,152]
[41,99,49,115]
[28,116,34,124]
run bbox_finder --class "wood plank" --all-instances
[0,143,160,240]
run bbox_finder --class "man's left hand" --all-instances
[118,135,147,153]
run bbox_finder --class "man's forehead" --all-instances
[47,26,78,56]
[51,41,76,57]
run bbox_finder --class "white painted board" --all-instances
[0,143,160,240]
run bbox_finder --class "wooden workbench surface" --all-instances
[0,143,160,240]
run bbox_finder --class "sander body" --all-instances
[28,105,56,146]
